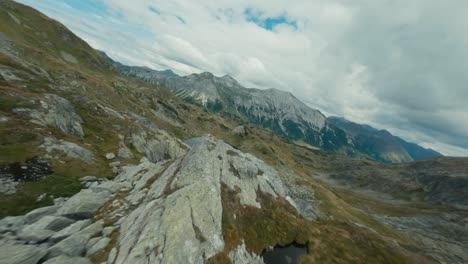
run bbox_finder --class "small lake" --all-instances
[262,242,308,264]
[0,157,52,182]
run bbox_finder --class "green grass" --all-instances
[0,120,41,164]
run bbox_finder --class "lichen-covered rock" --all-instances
[24,205,58,224]
[86,237,110,256]
[117,144,134,159]
[17,216,74,242]
[0,215,25,233]
[15,94,84,136]
[229,242,264,264]
[49,220,92,243]
[42,137,94,163]
[129,128,188,162]
[0,136,310,264]
[112,136,296,264]
[47,221,103,259]
[0,243,48,264]
[232,126,247,137]
[56,189,113,219]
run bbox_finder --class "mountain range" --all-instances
[102,53,441,163]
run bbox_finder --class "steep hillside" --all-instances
[0,1,466,264]
[328,116,442,163]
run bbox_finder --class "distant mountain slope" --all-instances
[101,56,354,153]
[99,51,177,80]
[102,53,441,163]
[328,116,442,162]
[396,137,442,160]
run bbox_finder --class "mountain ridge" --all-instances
[102,52,441,163]
[328,116,442,162]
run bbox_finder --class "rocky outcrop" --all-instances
[128,128,188,162]
[0,176,127,264]
[229,242,264,264]
[112,136,294,263]
[14,94,84,137]
[41,137,94,163]
[232,126,247,137]
[0,136,315,264]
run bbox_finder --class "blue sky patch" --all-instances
[244,8,297,31]
[61,0,108,14]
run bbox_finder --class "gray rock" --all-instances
[28,94,84,137]
[60,51,78,64]
[86,237,110,256]
[85,237,101,251]
[47,234,89,258]
[36,193,47,202]
[18,216,73,242]
[24,205,58,224]
[117,145,133,159]
[105,153,115,160]
[229,242,264,264]
[0,116,9,122]
[42,137,94,163]
[80,221,104,238]
[49,220,92,243]
[113,136,293,264]
[129,129,188,162]
[80,176,101,183]
[232,126,247,137]
[0,243,48,264]
[0,177,18,194]
[0,215,25,233]
[107,248,117,264]
[102,226,115,237]
[109,161,120,167]
[47,221,102,258]
[57,189,112,219]
[45,216,75,231]
[44,256,91,264]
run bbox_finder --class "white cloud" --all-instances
[15,0,468,156]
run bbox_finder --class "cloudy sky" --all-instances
[17,0,468,156]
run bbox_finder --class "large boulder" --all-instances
[14,94,84,137]
[42,138,94,163]
[57,188,113,219]
[86,237,111,256]
[128,128,188,162]
[0,243,48,264]
[18,216,74,242]
[47,221,103,258]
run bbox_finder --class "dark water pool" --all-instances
[262,242,308,264]
[0,157,52,182]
